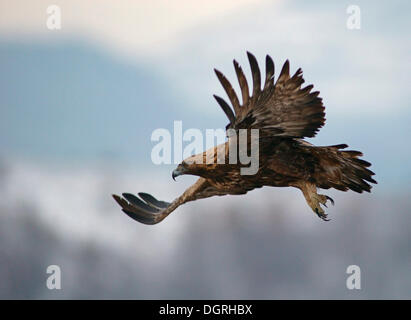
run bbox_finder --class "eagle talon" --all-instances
[314,208,330,221]
[325,196,334,206]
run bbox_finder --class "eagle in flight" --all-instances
[113,52,376,224]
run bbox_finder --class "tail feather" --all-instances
[314,144,377,193]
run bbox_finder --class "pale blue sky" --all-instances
[0,0,410,188]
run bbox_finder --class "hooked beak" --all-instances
[172,166,185,181]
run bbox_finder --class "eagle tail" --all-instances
[316,144,377,193]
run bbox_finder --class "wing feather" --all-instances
[263,54,275,91]
[233,60,249,107]
[214,52,326,138]
[247,51,261,101]
[214,69,241,115]
[113,178,229,225]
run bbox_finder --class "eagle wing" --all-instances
[214,52,325,138]
[112,178,228,225]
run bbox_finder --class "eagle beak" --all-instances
[172,165,186,181]
[172,170,178,181]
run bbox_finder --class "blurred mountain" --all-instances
[0,161,410,299]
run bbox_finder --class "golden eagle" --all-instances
[113,52,376,224]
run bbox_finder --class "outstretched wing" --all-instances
[214,52,325,138]
[112,178,228,225]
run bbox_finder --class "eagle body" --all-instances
[181,139,304,192]
[113,52,376,224]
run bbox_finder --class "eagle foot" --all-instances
[298,183,335,222]
[319,195,334,208]
[314,207,330,221]
[312,194,334,221]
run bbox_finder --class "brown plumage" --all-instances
[113,52,376,224]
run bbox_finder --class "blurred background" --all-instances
[0,0,410,299]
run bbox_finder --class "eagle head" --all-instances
[172,152,210,181]
[172,162,189,180]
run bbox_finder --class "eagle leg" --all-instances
[296,182,333,221]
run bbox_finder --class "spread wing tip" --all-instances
[112,193,169,225]
[214,53,326,138]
